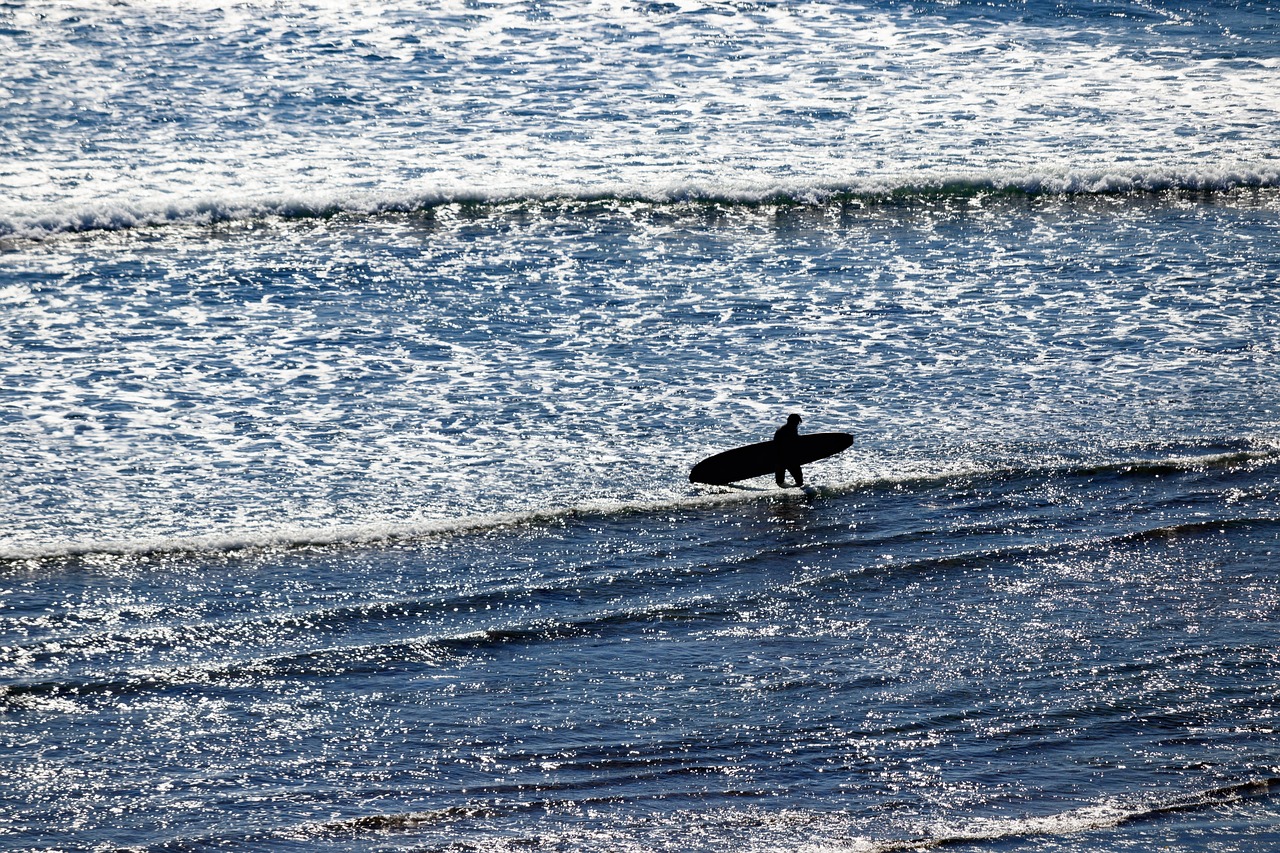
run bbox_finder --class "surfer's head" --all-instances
[787,413,802,425]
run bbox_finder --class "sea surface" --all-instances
[4,1,1280,850]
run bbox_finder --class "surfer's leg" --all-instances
[790,466,803,487]
[775,468,786,487]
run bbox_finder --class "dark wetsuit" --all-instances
[773,418,803,487]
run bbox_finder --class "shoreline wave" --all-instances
[3,447,1274,567]
[293,775,1280,849]
[879,777,1280,852]
[4,167,1279,244]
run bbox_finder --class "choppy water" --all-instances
[3,1,1280,850]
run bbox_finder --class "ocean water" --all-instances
[4,0,1280,850]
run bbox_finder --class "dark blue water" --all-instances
[5,450,1280,850]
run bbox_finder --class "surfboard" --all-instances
[689,432,854,485]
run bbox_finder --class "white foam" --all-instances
[4,1,1280,239]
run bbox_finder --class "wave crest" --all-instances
[4,167,1278,242]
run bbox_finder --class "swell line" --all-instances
[0,594,737,706]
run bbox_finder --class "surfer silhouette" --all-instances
[689,413,850,486]
[773,413,804,487]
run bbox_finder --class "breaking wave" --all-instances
[4,168,1278,243]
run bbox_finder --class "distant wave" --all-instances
[3,446,1275,566]
[3,166,1279,242]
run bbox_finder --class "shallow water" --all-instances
[5,192,1280,556]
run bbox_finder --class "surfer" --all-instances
[688,414,849,486]
[773,413,804,488]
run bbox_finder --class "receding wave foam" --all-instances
[4,167,1279,242]
[0,488,796,563]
